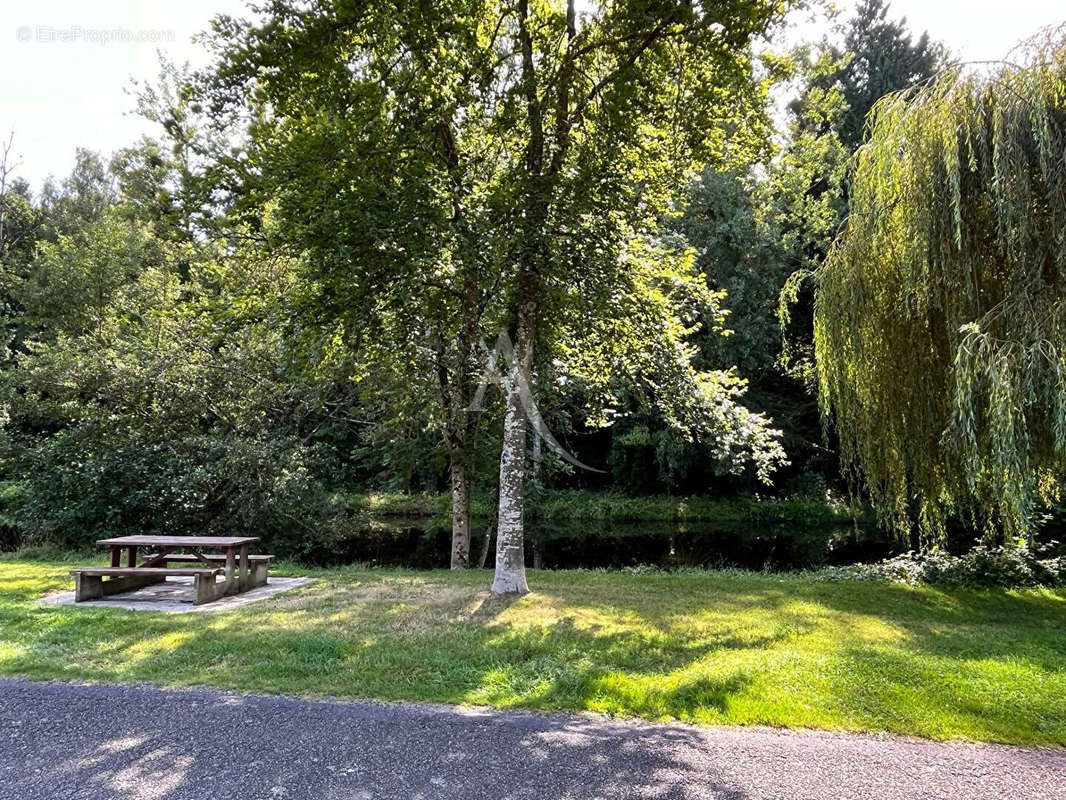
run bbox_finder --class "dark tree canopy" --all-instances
[795,0,944,149]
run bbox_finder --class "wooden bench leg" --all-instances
[74,574,104,601]
[251,562,269,588]
[194,573,227,605]
[238,544,250,592]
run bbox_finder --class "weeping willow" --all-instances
[816,31,1066,546]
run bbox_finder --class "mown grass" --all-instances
[1,554,1064,747]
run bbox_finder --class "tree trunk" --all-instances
[478,486,498,569]
[532,427,543,484]
[491,366,528,593]
[450,460,471,569]
[494,0,544,594]
[491,293,536,594]
[530,426,544,570]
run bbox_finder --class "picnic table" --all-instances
[70,535,273,605]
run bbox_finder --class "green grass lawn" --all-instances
[1,555,1064,747]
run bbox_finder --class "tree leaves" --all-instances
[817,32,1066,544]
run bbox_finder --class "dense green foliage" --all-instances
[0,146,360,557]
[818,33,1066,544]
[5,2,1055,578]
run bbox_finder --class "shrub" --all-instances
[0,480,24,551]
[820,544,1066,588]
[14,427,346,559]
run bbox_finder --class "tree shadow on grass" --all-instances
[784,579,1066,669]
[458,613,766,717]
[8,569,1066,745]
[3,581,772,729]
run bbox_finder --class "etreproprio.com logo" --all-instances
[15,25,176,45]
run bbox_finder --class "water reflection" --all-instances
[303,516,899,571]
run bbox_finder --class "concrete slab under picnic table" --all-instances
[36,575,312,612]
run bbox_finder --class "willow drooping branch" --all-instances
[815,29,1066,545]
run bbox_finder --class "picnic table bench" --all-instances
[70,535,273,605]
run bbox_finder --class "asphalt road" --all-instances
[1,678,1063,800]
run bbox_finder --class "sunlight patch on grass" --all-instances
[121,632,198,667]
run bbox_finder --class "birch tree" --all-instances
[486,0,786,592]
[197,0,789,588]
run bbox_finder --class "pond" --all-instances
[303,515,900,571]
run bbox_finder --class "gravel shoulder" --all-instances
[1,678,1063,800]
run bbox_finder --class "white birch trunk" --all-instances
[491,359,530,594]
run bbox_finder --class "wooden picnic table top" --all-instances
[96,535,260,548]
